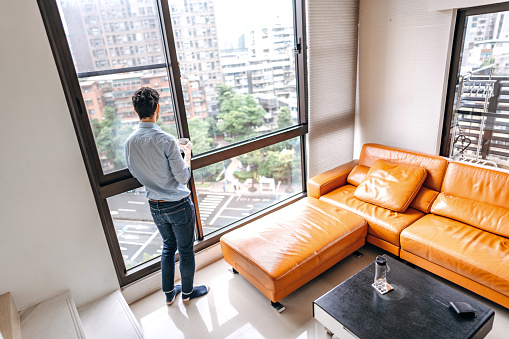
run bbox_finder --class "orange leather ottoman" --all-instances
[220,197,367,309]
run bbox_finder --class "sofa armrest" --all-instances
[307,160,358,198]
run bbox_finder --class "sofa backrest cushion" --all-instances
[441,162,509,209]
[358,143,448,192]
[410,187,440,214]
[432,161,509,238]
[354,159,427,213]
[347,165,369,186]
[432,193,509,238]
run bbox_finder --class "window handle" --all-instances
[295,37,302,54]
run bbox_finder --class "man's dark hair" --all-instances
[132,87,160,119]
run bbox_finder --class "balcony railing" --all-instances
[451,67,509,169]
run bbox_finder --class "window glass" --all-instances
[57,0,166,72]
[79,69,177,173]
[194,137,302,236]
[107,188,163,269]
[169,0,298,155]
[56,0,178,174]
[45,0,306,284]
[451,11,509,169]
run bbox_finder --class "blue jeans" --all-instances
[149,196,196,294]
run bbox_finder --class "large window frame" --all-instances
[441,2,509,158]
[38,0,308,286]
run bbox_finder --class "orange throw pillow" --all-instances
[354,159,427,212]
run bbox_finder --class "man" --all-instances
[124,87,208,305]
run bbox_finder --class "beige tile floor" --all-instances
[130,244,509,338]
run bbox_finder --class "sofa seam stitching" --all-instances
[401,171,428,212]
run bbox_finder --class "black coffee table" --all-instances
[313,255,494,339]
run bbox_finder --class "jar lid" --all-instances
[375,256,387,266]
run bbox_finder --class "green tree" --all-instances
[188,118,212,154]
[90,118,102,139]
[259,149,296,192]
[93,106,133,171]
[157,120,177,138]
[205,116,219,144]
[217,85,266,141]
[217,84,236,106]
[277,106,292,129]
[187,118,223,183]
[238,150,264,191]
[481,57,495,68]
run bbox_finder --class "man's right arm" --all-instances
[180,141,192,169]
[166,139,192,184]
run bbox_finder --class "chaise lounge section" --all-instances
[220,197,367,311]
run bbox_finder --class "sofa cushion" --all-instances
[442,161,509,209]
[358,144,448,191]
[431,193,509,238]
[321,185,424,247]
[347,165,369,186]
[410,187,440,214]
[354,159,427,212]
[401,214,509,297]
[346,163,439,214]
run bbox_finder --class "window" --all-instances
[39,0,308,286]
[442,3,509,170]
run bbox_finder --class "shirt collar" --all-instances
[139,122,161,130]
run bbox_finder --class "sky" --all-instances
[213,0,294,49]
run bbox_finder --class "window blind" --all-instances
[307,0,359,178]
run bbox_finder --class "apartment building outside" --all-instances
[461,12,509,74]
[169,0,223,116]
[59,0,221,122]
[221,22,297,120]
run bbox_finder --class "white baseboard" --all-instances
[122,243,224,304]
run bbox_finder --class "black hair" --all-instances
[132,87,160,119]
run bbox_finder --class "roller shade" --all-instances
[307,0,359,178]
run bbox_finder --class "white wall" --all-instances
[307,0,359,177]
[0,1,119,310]
[356,0,455,156]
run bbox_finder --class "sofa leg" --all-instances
[229,267,239,274]
[271,301,285,313]
[352,251,363,259]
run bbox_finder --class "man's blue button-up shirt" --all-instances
[124,122,191,202]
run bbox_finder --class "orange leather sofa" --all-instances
[221,143,509,309]
[309,144,509,309]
